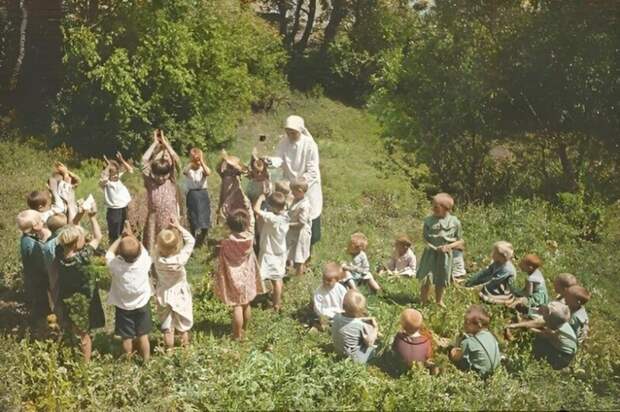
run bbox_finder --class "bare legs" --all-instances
[232,304,252,340]
[79,332,92,362]
[121,335,151,361]
[271,280,283,311]
[420,280,446,307]
[294,262,305,276]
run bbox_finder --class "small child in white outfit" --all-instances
[313,262,347,328]
[287,177,312,276]
[342,232,381,293]
[100,153,134,242]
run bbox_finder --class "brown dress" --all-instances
[392,330,433,368]
[143,175,180,253]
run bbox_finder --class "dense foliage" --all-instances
[54,0,287,155]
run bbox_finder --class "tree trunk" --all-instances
[295,0,316,53]
[556,141,578,191]
[321,0,348,52]
[276,0,288,39]
[9,0,27,91]
[287,0,304,49]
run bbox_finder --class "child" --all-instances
[274,180,293,208]
[142,129,181,254]
[392,309,437,373]
[183,148,212,247]
[381,235,417,277]
[50,161,81,224]
[331,290,379,364]
[100,152,133,243]
[216,150,249,223]
[313,263,347,327]
[57,209,104,362]
[27,190,63,224]
[449,304,501,377]
[16,210,52,333]
[105,221,153,360]
[464,241,517,301]
[565,285,590,344]
[247,148,271,205]
[41,213,68,319]
[417,193,464,307]
[154,218,196,349]
[342,233,382,292]
[452,244,467,280]
[287,178,312,276]
[254,192,290,311]
[553,273,577,302]
[214,210,265,340]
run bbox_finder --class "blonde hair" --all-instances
[349,232,369,251]
[401,309,423,334]
[16,210,41,233]
[46,213,68,233]
[58,224,86,250]
[290,177,308,193]
[544,301,570,330]
[119,236,142,262]
[395,234,412,248]
[342,290,367,317]
[323,262,344,282]
[432,192,454,211]
[493,241,514,260]
[157,229,181,257]
[274,180,291,196]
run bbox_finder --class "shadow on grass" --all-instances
[380,290,420,306]
[193,318,231,338]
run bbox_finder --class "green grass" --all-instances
[1,96,619,410]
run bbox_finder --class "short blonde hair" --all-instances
[58,224,86,249]
[119,236,142,262]
[47,213,68,233]
[323,262,344,282]
[349,232,369,251]
[493,241,514,260]
[157,229,181,257]
[290,177,308,193]
[274,180,291,195]
[432,192,454,211]
[401,308,423,334]
[16,210,41,233]
[342,290,367,317]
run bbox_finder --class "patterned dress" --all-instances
[143,175,180,254]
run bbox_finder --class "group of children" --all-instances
[15,125,592,375]
[311,192,591,375]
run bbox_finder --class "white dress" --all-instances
[286,197,312,264]
[257,210,290,281]
[313,283,347,319]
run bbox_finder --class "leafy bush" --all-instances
[54,0,288,156]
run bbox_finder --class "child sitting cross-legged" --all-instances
[312,262,347,330]
[449,304,501,377]
[341,233,381,293]
[392,309,438,374]
[331,290,379,364]
[379,234,417,277]
[464,241,517,302]
[565,285,590,344]
[105,221,153,361]
[154,218,196,349]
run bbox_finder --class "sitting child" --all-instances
[105,221,153,360]
[56,209,104,362]
[254,192,290,311]
[565,285,590,344]
[380,235,417,277]
[417,193,464,307]
[183,148,212,247]
[16,210,52,334]
[287,178,312,276]
[313,263,347,327]
[341,233,381,293]
[154,218,196,349]
[553,273,577,303]
[449,304,501,377]
[392,309,437,373]
[214,210,265,341]
[100,153,134,243]
[464,241,516,301]
[331,290,379,364]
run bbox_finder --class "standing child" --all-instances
[392,309,437,373]
[153,218,196,349]
[51,161,81,224]
[142,130,181,254]
[27,190,64,225]
[184,148,212,247]
[41,213,68,320]
[464,241,517,302]
[331,290,379,364]
[449,304,501,377]
[100,152,133,243]
[214,209,265,340]
[313,262,347,328]
[341,233,382,293]
[564,285,590,344]
[287,178,312,276]
[57,210,105,362]
[254,192,289,311]
[105,222,153,360]
[16,210,52,334]
[380,235,417,277]
[417,193,464,307]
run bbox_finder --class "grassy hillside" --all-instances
[0,96,619,410]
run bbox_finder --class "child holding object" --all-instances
[105,222,153,360]
[154,218,196,349]
[341,233,382,293]
[417,193,464,307]
[287,178,312,276]
[183,148,212,247]
[100,152,133,243]
[214,209,265,341]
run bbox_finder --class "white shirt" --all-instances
[269,135,323,220]
[101,174,131,209]
[184,165,208,190]
[313,283,347,318]
[106,246,153,310]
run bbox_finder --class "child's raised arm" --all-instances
[116,152,134,174]
[159,131,181,166]
[253,193,266,217]
[87,208,102,250]
[142,130,161,168]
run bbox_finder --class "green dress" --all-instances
[416,214,462,286]
[533,322,577,369]
[58,245,105,332]
[457,330,501,377]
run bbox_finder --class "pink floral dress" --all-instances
[143,175,180,253]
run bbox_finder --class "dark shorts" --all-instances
[115,303,152,339]
[311,215,321,245]
[107,207,128,243]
